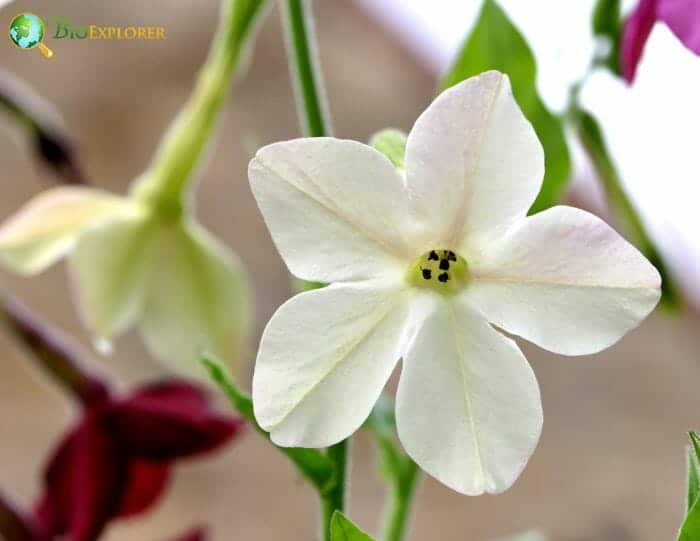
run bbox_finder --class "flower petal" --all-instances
[69,213,156,343]
[249,138,412,282]
[116,460,171,518]
[396,295,542,495]
[0,187,131,275]
[404,71,544,250]
[467,206,661,355]
[139,221,250,378]
[658,0,700,55]
[253,280,412,447]
[621,0,657,83]
[107,381,243,460]
[34,414,127,541]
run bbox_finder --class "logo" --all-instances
[9,13,54,58]
[8,14,168,59]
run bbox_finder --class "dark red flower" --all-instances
[33,381,243,541]
[0,296,243,541]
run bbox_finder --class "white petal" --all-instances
[396,295,542,495]
[69,213,155,342]
[249,138,412,283]
[253,279,412,447]
[0,187,131,274]
[404,71,544,250]
[140,222,251,379]
[467,206,661,355]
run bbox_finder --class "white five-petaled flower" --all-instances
[248,71,661,495]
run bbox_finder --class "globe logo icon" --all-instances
[9,13,54,58]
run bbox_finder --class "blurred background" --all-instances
[0,0,699,540]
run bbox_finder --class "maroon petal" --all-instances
[621,0,659,82]
[106,380,244,460]
[658,0,700,55]
[0,490,44,541]
[166,526,208,541]
[117,460,171,518]
[33,413,127,541]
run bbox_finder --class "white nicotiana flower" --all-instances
[0,186,250,379]
[248,71,661,495]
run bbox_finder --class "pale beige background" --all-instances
[0,1,698,540]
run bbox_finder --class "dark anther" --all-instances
[422,268,432,280]
[428,250,439,261]
[439,259,450,271]
[446,251,457,261]
[438,272,449,283]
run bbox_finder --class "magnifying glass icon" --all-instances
[9,13,54,59]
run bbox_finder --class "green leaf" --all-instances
[440,0,571,213]
[365,396,406,481]
[679,491,700,540]
[688,432,700,512]
[330,512,375,541]
[369,129,407,174]
[678,433,700,541]
[592,0,622,75]
[202,354,335,491]
[575,109,682,309]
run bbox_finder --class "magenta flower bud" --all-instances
[622,0,700,83]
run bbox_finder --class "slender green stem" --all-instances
[570,101,681,308]
[321,439,349,541]
[284,0,329,298]
[133,0,266,219]
[282,0,331,137]
[203,356,335,492]
[282,4,341,539]
[381,461,420,541]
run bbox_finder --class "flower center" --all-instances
[406,249,469,294]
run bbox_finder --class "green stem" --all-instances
[133,0,266,219]
[282,0,331,137]
[381,461,420,541]
[283,4,341,539]
[321,440,349,541]
[571,104,681,308]
[202,356,335,491]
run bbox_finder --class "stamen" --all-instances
[406,248,469,294]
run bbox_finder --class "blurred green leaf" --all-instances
[440,0,571,213]
[202,354,335,491]
[365,397,420,541]
[330,512,374,541]
[688,432,700,512]
[575,109,681,309]
[369,129,407,174]
[592,0,622,75]
[365,396,405,481]
[679,433,700,540]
